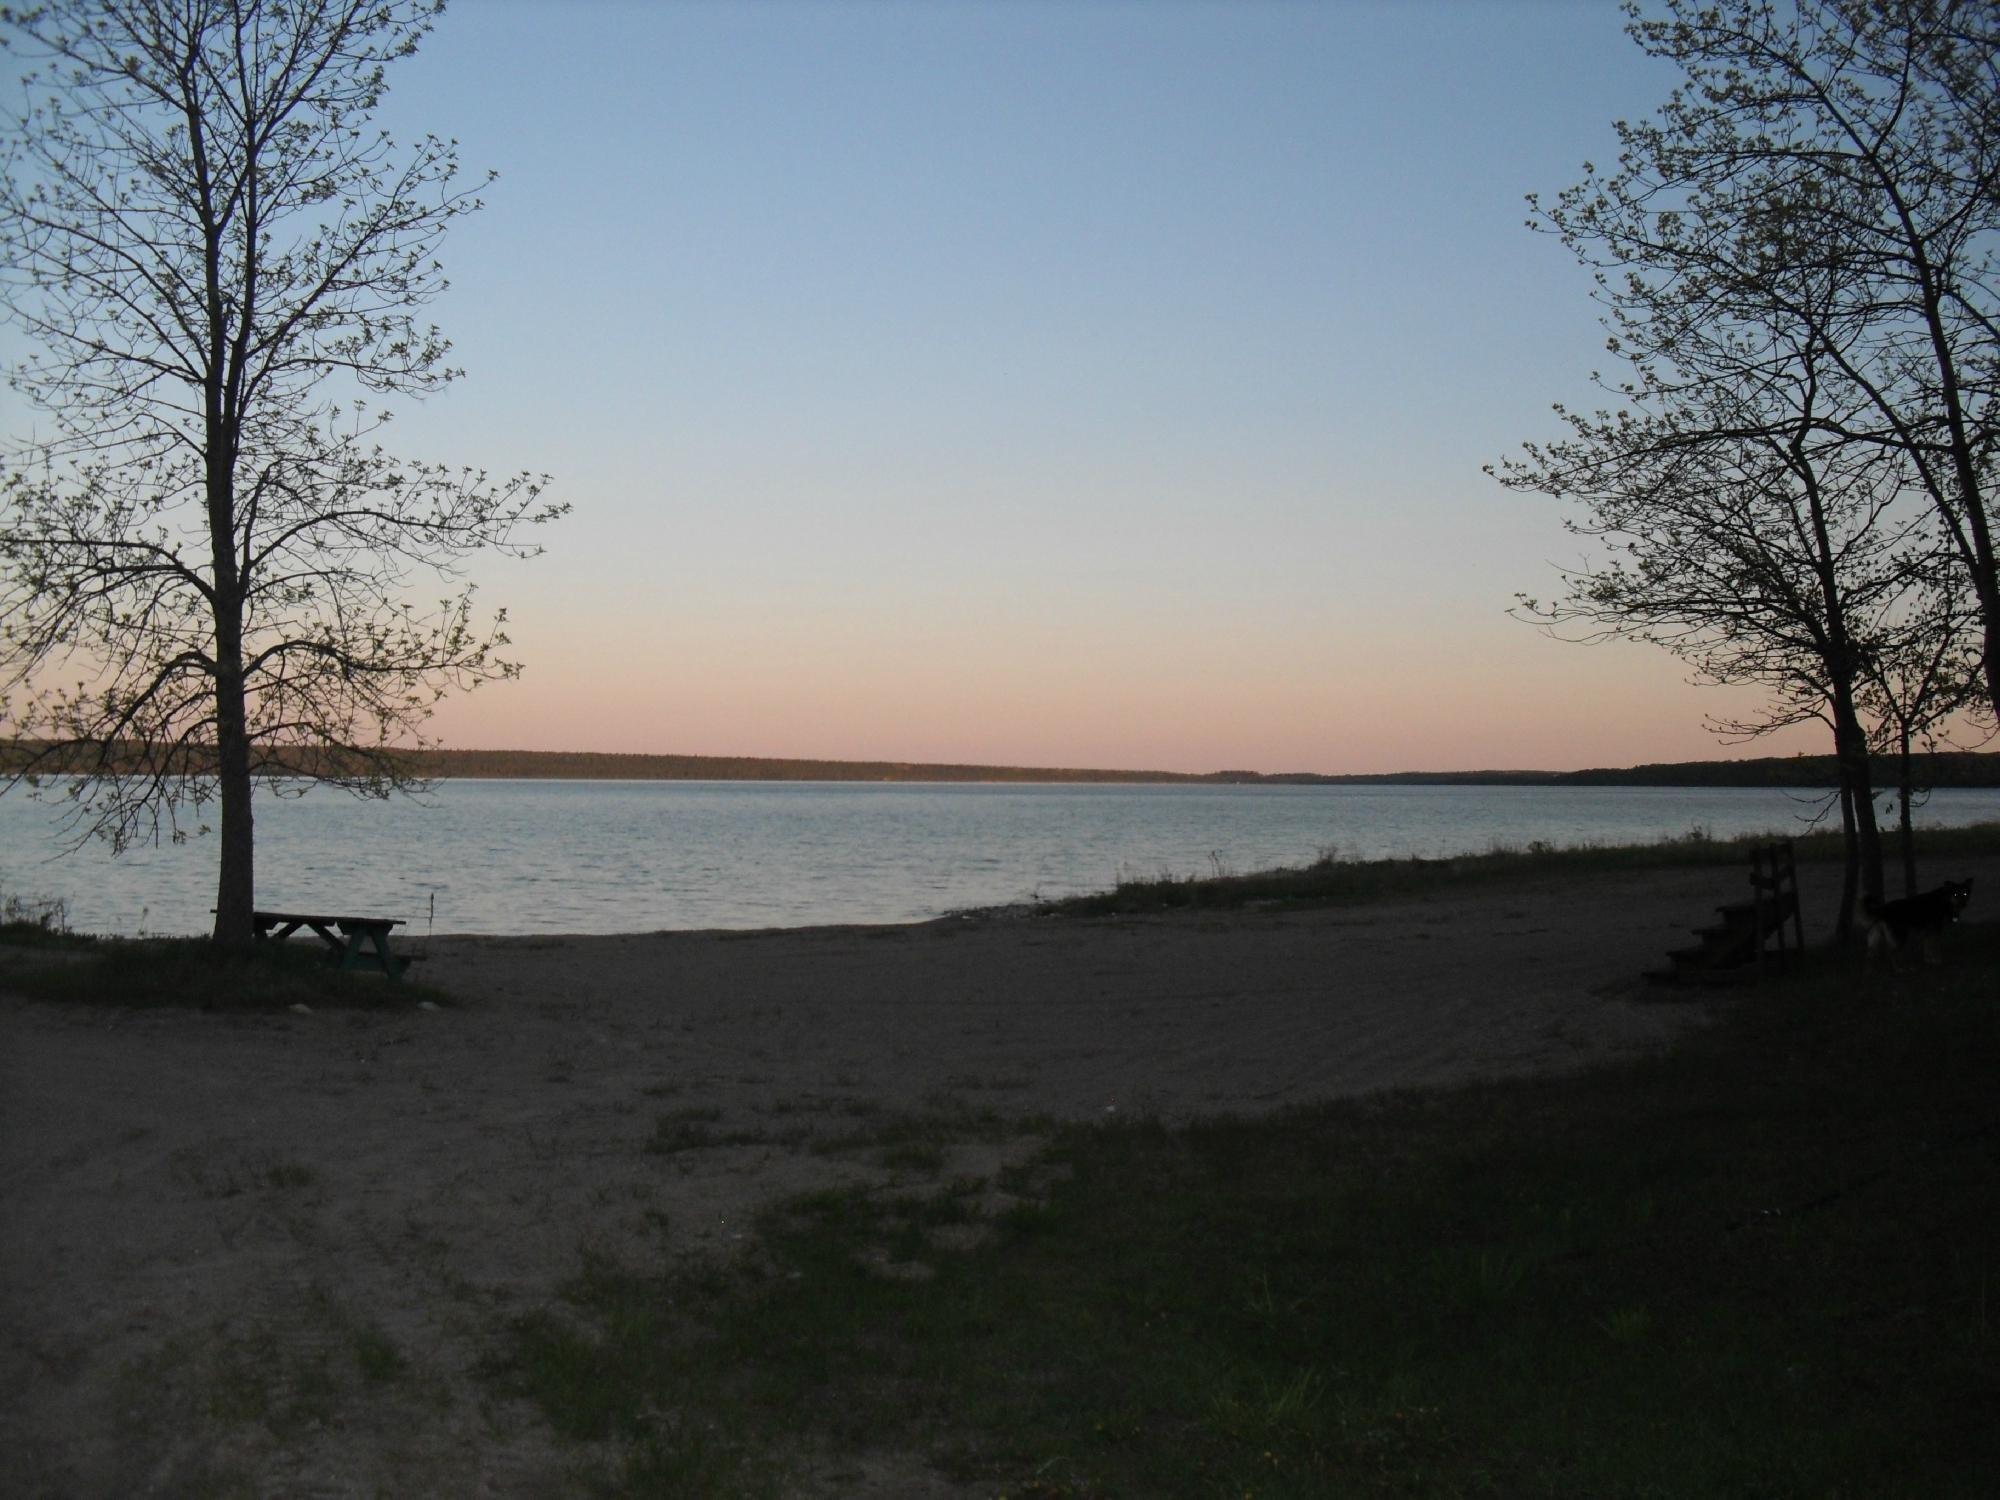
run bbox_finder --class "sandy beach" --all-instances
[5,852,1992,1496]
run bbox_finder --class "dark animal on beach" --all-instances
[1863,879,1974,968]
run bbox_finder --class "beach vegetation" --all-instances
[809,1097,1014,1159]
[495,921,2000,1497]
[0,886,80,946]
[0,0,562,948]
[1042,819,2000,918]
[647,1105,727,1152]
[260,1159,317,1192]
[114,1285,428,1488]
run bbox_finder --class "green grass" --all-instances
[0,931,451,1009]
[494,924,2000,1498]
[1046,819,2000,916]
[809,1096,1015,1165]
[643,1106,811,1155]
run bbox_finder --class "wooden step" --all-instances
[1652,838,1801,986]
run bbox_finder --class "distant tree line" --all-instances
[0,741,1214,785]
[1495,0,2000,934]
[15,740,1997,791]
[1265,753,2000,789]
[376,749,1211,785]
[1552,752,2000,790]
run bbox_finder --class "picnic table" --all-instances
[253,910,410,978]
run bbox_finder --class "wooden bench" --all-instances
[1649,840,1805,986]
[253,911,409,978]
[1743,841,1804,971]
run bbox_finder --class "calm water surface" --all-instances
[3,779,1997,937]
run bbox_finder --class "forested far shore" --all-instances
[11,742,1995,789]
[389,748,1211,784]
[322,746,2000,788]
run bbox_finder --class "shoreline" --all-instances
[41,815,2000,944]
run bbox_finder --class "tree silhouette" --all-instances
[1502,0,1999,925]
[1536,0,2000,717]
[1497,325,1943,926]
[1,0,562,944]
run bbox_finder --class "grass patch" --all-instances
[351,1324,408,1386]
[810,1096,1014,1170]
[1048,819,2000,916]
[496,925,2000,1497]
[260,1159,317,1191]
[644,1106,821,1156]
[0,931,451,1009]
[640,1100,1014,1164]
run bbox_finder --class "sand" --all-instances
[4,854,1989,1496]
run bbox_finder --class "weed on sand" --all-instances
[1048,819,2000,916]
[495,925,2000,1498]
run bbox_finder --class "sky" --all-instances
[14,0,1850,775]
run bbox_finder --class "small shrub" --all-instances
[0,889,83,947]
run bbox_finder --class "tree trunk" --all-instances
[1790,419,1882,926]
[201,224,253,946]
[1911,240,2000,724]
[1830,690,1884,935]
[210,628,256,949]
[1984,610,2000,727]
[1896,726,1918,899]
[1835,782,1858,947]
[205,391,253,946]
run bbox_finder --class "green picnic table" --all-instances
[253,910,410,978]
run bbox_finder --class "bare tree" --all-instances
[0,0,561,945]
[1542,0,2000,717]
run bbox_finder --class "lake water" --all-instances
[3,779,1997,937]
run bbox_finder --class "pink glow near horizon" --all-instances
[425,619,1836,777]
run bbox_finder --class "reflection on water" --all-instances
[2,779,1996,937]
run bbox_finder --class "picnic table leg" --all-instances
[336,925,406,978]
[339,927,373,972]
[369,928,408,980]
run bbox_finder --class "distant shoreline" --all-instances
[9,740,2000,789]
[399,747,2000,790]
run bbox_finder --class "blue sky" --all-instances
[17,0,1835,773]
